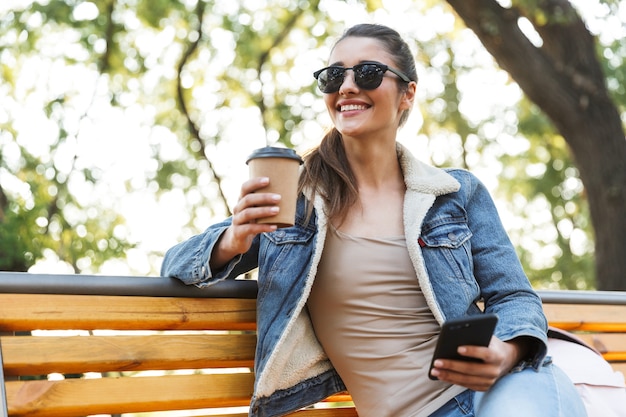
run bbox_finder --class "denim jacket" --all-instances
[161,143,548,417]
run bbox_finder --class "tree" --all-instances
[446,0,626,290]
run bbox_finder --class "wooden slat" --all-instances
[1,334,256,376]
[549,322,626,332]
[602,353,626,362]
[544,303,626,332]
[7,374,357,417]
[0,294,256,332]
[197,408,359,417]
[289,409,359,416]
[323,393,353,404]
[192,414,248,417]
[5,373,254,417]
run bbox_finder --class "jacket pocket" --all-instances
[420,215,471,249]
[257,225,316,300]
[263,225,315,246]
[419,216,478,305]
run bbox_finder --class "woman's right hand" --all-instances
[209,177,281,269]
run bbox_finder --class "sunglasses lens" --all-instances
[354,64,385,90]
[317,67,345,93]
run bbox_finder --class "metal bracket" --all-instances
[0,336,8,417]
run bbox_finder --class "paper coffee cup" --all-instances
[246,146,303,228]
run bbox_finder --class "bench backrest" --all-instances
[0,273,355,417]
[1,272,625,416]
[540,290,626,375]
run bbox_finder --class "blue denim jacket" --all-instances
[161,144,548,417]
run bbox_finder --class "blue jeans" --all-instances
[429,359,587,417]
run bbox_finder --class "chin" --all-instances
[335,122,366,137]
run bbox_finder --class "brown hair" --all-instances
[298,24,418,223]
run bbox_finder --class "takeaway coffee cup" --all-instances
[246,146,303,228]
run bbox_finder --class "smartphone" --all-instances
[428,313,498,380]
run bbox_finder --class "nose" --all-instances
[338,68,358,94]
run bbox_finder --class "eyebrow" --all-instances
[327,60,385,68]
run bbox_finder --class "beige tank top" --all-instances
[307,226,465,417]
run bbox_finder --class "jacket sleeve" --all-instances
[160,217,261,287]
[460,170,548,364]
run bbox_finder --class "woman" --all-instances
[161,23,586,417]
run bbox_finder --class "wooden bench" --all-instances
[0,272,625,416]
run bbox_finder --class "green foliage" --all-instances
[497,100,594,289]
[0,146,133,272]
[137,0,187,28]
[601,39,626,111]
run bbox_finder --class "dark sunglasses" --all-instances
[313,61,412,94]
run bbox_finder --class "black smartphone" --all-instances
[428,313,498,380]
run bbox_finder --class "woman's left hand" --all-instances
[429,336,529,391]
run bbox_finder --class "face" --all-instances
[322,36,415,142]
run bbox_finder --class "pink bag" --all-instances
[548,327,626,417]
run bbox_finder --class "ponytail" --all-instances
[298,128,358,224]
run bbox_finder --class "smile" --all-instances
[340,104,369,112]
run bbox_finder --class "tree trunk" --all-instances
[446,0,626,290]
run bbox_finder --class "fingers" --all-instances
[232,201,280,226]
[239,176,268,198]
[226,177,282,252]
[233,178,281,225]
[430,357,500,391]
[234,177,281,219]
[238,177,276,200]
[430,340,506,391]
[211,176,284,271]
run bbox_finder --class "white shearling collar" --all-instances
[397,142,460,195]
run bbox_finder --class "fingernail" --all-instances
[271,194,281,201]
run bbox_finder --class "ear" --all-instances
[399,81,417,111]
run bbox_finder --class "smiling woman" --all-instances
[161,23,588,417]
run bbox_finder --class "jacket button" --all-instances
[448,232,457,241]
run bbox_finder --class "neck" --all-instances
[344,141,403,190]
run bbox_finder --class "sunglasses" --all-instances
[313,61,412,94]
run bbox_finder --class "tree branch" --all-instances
[254,0,322,137]
[517,0,607,100]
[446,1,567,111]
[176,0,231,215]
[0,183,7,222]
[444,0,615,138]
[99,0,115,73]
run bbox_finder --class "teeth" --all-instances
[340,104,367,112]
